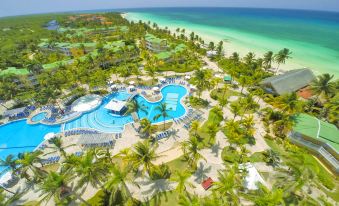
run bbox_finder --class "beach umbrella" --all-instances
[215,74,222,78]
[190,85,197,90]
[129,81,135,85]
[159,77,166,82]
[152,86,160,91]
[44,132,55,140]
[185,75,191,80]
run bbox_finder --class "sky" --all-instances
[1,0,339,17]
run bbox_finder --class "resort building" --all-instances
[259,68,316,96]
[145,34,168,53]
[289,113,339,174]
[38,41,96,56]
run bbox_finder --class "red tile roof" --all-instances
[297,86,313,99]
[201,177,213,190]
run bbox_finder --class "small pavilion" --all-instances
[104,99,127,115]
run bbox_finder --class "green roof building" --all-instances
[145,33,168,53]
[0,67,29,76]
[289,113,339,174]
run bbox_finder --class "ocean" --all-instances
[123,8,339,77]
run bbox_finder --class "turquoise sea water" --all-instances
[124,8,339,77]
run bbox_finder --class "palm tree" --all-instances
[178,193,200,206]
[275,92,303,115]
[251,183,284,206]
[129,141,158,175]
[153,102,171,131]
[263,149,280,168]
[263,51,274,70]
[192,69,212,98]
[181,136,206,170]
[16,151,46,181]
[0,155,18,174]
[213,165,241,204]
[310,73,336,104]
[243,52,256,66]
[230,103,242,120]
[190,120,200,136]
[126,99,148,115]
[46,136,73,158]
[230,52,240,63]
[37,171,90,206]
[104,164,137,204]
[274,48,292,73]
[73,149,108,190]
[139,118,155,138]
[173,171,195,194]
[206,124,218,144]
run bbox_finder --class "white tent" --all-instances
[215,74,222,78]
[129,81,135,85]
[240,163,267,190]
[185,75,191,80]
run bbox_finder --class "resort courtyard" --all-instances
[0,12,338,206]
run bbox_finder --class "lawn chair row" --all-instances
[156,131,170,140]
[64,129,99,137]
[42,156,60,166]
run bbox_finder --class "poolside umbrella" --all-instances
[159,77,166,82]
[185,75,191,80]
[108,80,113,84]
[152,87,160,91]
[128,85,135,89]
[110,84,117,89]
[129,81,135,85]
[44,132,55,140]
[215,74,222,78]
[190,85,197,90]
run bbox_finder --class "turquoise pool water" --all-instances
[0,120,60,172]
[64,85,187,133]
[31,112,47,122]
[0,84,187,172]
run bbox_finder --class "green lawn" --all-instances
[85,189,105,206]
[165,156,189,174]
[197,107,223,147]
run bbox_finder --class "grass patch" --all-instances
[147,191,180,206]
[189,96,209,109]
[249,152,265,162]
[84,189,105,206]
[42,163,60,172]
[165,156,189,175]
[24,201,40,206]
[210,88,239,102]
[197,107,223,147]
[153,122,173,132]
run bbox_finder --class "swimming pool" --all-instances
[0,120,60,172]
[63,85,188,133]
[0,84,188,172]
[31,112,48,122]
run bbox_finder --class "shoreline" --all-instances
[124,12,339,77]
